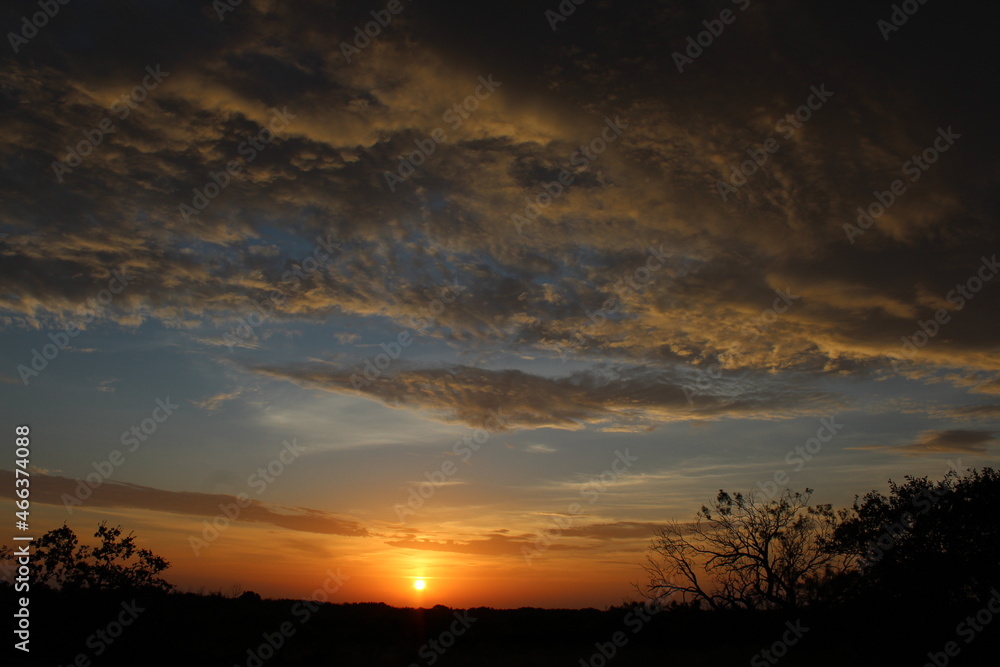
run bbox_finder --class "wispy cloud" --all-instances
[0,470,369,537]
[854,429,998,456]
[249,363,843,432]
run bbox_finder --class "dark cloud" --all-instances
[939,405,1000,421]
[857,429,999,456]
[1,0,998,403]
[0,469,369,537]
[249,362,842,431]
[557,521,663,541]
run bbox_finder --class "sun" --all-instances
[413,579,426,591]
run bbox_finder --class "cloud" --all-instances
[939,405,1000,421]
[385,533,581,557]
[194,387,248,412]
[385,520,678,557]
[96,378,119,393]
[557,521,664,541]
[1,0,997,399]
[856,429,999,456]
[0,470,369,538]
[942,373,1000,396]
[248,363,843,432]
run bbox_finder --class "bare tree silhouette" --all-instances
[640,488,847,611]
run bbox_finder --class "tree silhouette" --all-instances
[641,488,846,611]
[829,466,1000,608]
[28,522,173,592]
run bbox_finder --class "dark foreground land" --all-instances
[6,587,1000,666]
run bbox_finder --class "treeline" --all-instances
[2,467,998,665]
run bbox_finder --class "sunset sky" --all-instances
[1,0,997,608]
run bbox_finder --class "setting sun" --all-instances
[3,0,995,664]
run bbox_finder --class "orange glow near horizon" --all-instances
[17,501,688,609]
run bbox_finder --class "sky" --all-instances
[0,0,998,609]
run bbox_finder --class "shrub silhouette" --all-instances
[829,466,1000,608]
[28,521,173,592]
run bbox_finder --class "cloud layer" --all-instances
[1,1,997,386]
[0,469,369,537]
[2,1,998,439]
[251,362,840,431]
